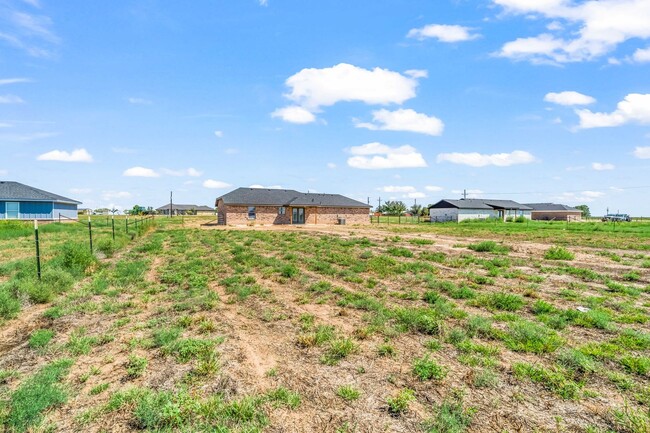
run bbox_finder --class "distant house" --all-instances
[0,181,81,221]
[215,187,371,225]
[525,203,582,221]
[428,199,532,223]
[156,204,215,216]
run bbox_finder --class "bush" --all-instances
[467,241,509,254]
[57,242,96,275]
[413,355,447,381]
[544,246,574,261]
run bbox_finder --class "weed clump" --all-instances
[413,355,447,381]
[544,246,574,261]
[468,241,509,254]
[386,389,415,415]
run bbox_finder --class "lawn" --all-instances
[0,219,648,432]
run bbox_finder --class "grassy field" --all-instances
[0,218,649,432]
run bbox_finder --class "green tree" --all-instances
[379,201,407,216]
[575,204,590,218]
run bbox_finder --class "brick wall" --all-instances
[217,202,370,225]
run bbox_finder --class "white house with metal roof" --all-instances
[0,181,81,221]
[428,199,532,223]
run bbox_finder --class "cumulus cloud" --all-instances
[271,106,316,124]
[493,0,650,64]
[407,24,480,42]
[544,91,595,106]
[378,186,417,193]
[355,109,444,136]
[283,63,422,110]
[0,95,24,104]
[347,142,427,170]
[576,93,650,128]
[37,148,93,163]
[633,146,650,159]
[632,47,650,63]
[203,179,232,189]
[436,150,536,167]
[592,162,615,170]
[425,185,443,192]
[123,166,159,177]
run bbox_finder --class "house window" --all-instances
[6,202,19,219]
[278,207,286,215]
[248,206,256,219]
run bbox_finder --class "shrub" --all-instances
[544,246,574,261]
[413,355,447,381]
[386,389,415,415]
[424,395,475,433]
[467,241,509,254]
[57,242,96,275]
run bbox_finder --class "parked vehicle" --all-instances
[602,213,631,222]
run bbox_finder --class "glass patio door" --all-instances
[6,202,19,219]
[292,207,305,224]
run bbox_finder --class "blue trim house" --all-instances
[0,181,82,221]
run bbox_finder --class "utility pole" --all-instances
[463,189,467,200]
[170,191,173,218]
[377,197,382,211]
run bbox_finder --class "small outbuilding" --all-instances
[156,204,215,216]
[429,199,532,223]
[215,187,371,225]
[0,181,81,221]
[525,203,582,221]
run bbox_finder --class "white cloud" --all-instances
[407,24,480,42]
[436,150,536,167]
[355,108,444,136]
[632,47,650,63]
[214,130,224,138]
[544,91,596,106]
[37,148,93,163]
[556,190,604,203]
[0,131,58,142]
[0,122,11,128]
[249,184,283,189]
[576,93,650,129]
[0,78,30,85]
[347,142,427,170]
[271,106,316,124]
[633,146,650,159]
[102,191,132,200]
[259,0,268,5]
[406,192,426,199]
[0,95,24,104]
[123,166,159,177]
[425,185,443,192]
[404,69,428,79]
[326,162,337,169]
[282,63,422,110]
[0,6,60,57]
[494,0,650,64]
[592,162,615,170]
[203,179,231,189]
[378,186,416,193]
[160,167,203,177]
[127,97,152,105]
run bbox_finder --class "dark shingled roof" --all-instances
[0,181,81,204]
[525,203,580,212]
[156,204,214,211]
[429,199,532,210]
[216,188,371,208]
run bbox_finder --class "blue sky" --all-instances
[1,0,650,215]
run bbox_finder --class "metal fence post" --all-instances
[88,216,93,253]
[126,216,129,234]
[34,220,41,280]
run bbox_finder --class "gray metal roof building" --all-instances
[216,188,371,208]
[429,199,532,210]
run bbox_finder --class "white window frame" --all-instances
[278,206,286,215]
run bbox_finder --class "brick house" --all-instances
[215,188,371,225]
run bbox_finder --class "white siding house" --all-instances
[429,199,532,223]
